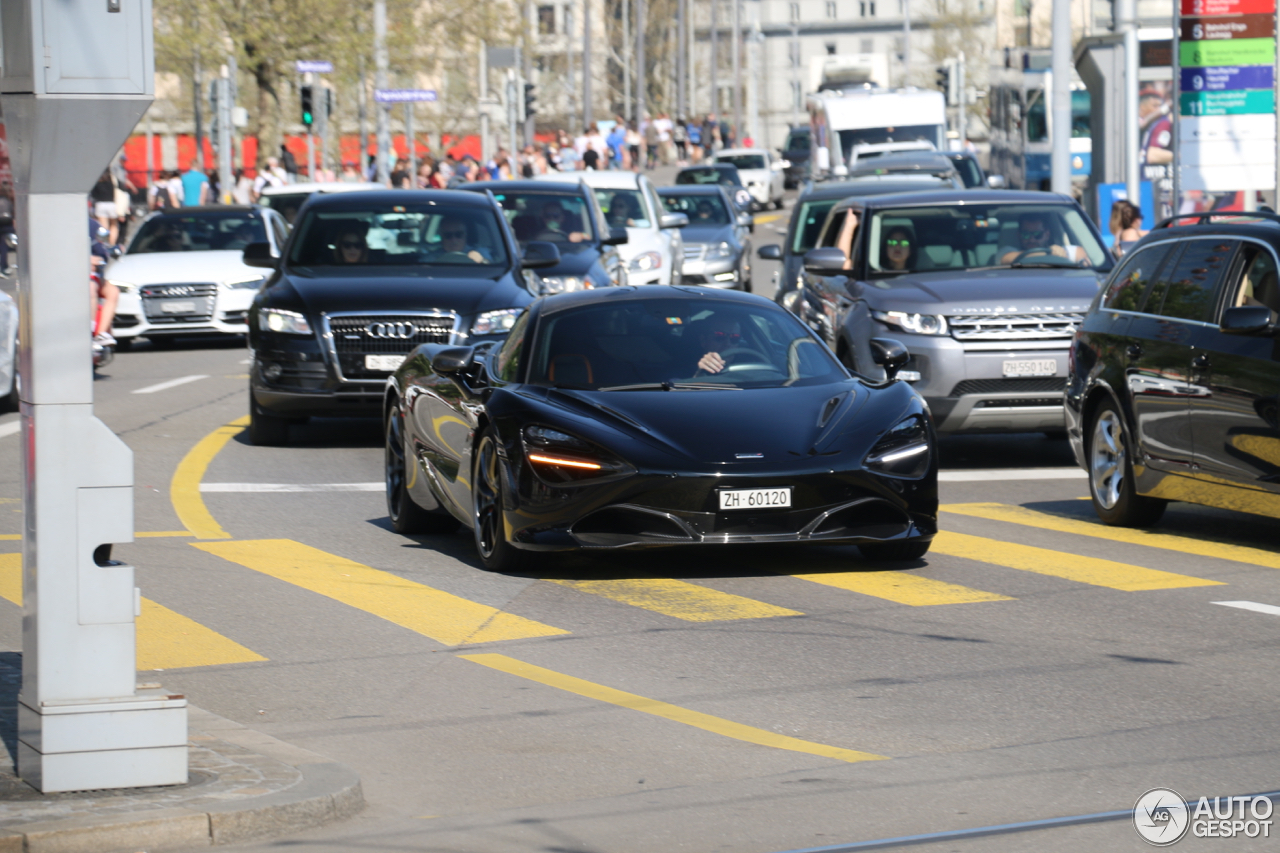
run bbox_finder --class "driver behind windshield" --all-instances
[999,212,1086,264]
[535,200,587,243]
[333,226,369,264]
[693,314,747,375]
[426,216,492,263]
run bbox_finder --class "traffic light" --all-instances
[935,66,950,100]
[524,83,537,118]
[300,84,314,127]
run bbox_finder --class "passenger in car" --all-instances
[1236,249,1280,314]
[332,227,369,264]
[833,209,859,270]
[881,227,916,271]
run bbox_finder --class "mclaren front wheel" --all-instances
[472,428,531,572]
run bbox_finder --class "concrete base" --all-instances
[17,691,188,793]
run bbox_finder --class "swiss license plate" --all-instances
[365,354,405,372]
[1002,358,1057,377]
[159,300,198,314]
[719,487,792,511]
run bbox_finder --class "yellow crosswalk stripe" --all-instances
[196,539,568,645]
[461,653,888,764]
[931,531,1223,591]
[0,554,266,670]
[943,502,1280,571]
[793,571,1012,606]
[545,577,800,621]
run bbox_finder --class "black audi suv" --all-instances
[244,190,558,445]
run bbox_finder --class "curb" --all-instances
[0,708,364,853]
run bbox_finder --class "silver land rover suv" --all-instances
[795,190,1113,433]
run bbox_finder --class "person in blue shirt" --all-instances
[180,166,209,206]
[606,123,626,170]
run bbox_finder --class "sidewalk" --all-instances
[0,653,362,853]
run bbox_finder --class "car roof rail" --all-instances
[1153,210,1280,229]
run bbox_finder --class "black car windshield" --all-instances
[493,190,597,253]
[129,212,267,254]
[865,204,1109,276]
[529,298,845,390]
[661,193,731,226]
[287,205,510,267]
[677,166,743,188]
[593,189,653,229]
[717,154,767,171]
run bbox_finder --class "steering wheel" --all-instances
[432,250,477,263]
[718,346,776,373]
[1010,247,1078,267]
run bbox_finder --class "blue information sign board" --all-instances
[1181,64,1275,91]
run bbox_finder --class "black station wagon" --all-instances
[1066,212,1280,526]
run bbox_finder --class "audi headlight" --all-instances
[471,308,521,335]
[539,276,590,294]
[225,274,269,290]
[706,241,734,260]
[106,279,137,295]
[259,308,312,335]
[629,251,663,273]
[872,310,949,336]
[863,414,932,479]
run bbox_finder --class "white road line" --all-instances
[939,468,1086,482]
[0,421,19,439]
[132,374,209,395]
[199,482,383,493]
[1213,601,1280,617]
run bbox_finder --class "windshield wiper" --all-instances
[597,382,742,391]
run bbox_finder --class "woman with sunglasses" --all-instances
[332,228,369,264]
[881,227,916,272]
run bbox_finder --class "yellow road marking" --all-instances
[196,539,568,645]
[932,531,1222,591]
[794,571,1012,606]
[0,555,266,670]
[754,212,784,225]
[0,534,15,541]
[546,577,800,621]
[943,502,1280,571]
[460,653,887,764]
[171,415,249,539]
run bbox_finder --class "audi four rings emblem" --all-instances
[366,321,418,339]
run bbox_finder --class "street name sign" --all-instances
[295,60,334,74]
[374,89,438,103]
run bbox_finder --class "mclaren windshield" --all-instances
[863,203,1109,276]
[287,205,511,268]
[529,298,845,390]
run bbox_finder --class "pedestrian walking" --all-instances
[643,119,660,169]
[252,158,285,201]
[231,168,253,205]
[673,120,688,165]
[91,170,120,244]
[180,162,209,206]
[625,123,642,171]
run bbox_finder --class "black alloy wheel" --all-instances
[472,428,529,572]
[860,540,931,561]
[385,405,458,535]
[1087,399,1166,527]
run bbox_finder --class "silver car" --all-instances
[658,185,754,291]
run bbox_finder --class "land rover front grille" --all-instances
[947,313,1084,342]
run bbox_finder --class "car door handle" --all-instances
[1126,343,1143,360]
[1191,353,1211,370]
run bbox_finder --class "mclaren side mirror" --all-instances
[803,247,847,274]
[869,338,910,379]
[521,240,562,269]
[431,346,476,376]
[986,174,1007,189]
[1220,305,1275,336]
[603,226,629,246]
[242,241,278,269]
[757,244,782,260]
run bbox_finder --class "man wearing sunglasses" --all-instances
[999,212,1086,265]
[694,316,747,375]
[426,216,492,264]
[332,228,369,264]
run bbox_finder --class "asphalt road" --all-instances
[1,192,1279,853]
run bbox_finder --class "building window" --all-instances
[826,0,837,16]
[537,4,556,34]
[790,1,800,21]
[826,41,837,55]
[860,1,877,15]
[860,37,873,52]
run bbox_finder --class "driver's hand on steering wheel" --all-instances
[467,250,485,263]
[698,351,725,373]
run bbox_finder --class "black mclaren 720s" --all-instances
[383,286,938,570]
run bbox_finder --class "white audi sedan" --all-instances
[106,206,290,347]
[711,148,789,210]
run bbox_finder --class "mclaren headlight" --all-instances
[863,414,932,479]
[259,308,312,335]
[471,308,522,335]
[629,251,663,272]
[522,424,635,485]
[538,275,590,294]
[706,241,734,260]
[872,310,949,336]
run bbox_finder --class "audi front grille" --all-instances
[140,282,218,323]
[324,312,457,380]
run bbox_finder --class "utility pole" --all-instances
[524,0,536,145]
[374,0,391,185]
[405,102,416,184]
[956,51,967,151]
[507,68,520,156]
[903,0,911,86]
[479,42,490,164]
[216,70,233,202]
[583,0,593,129]
[303,72,316,181]
[1050,0,1070,194]
[676,0,686,119]
[194,51,205,170]
[318,87,331,177]
[710,0,718,118]
[358,53,369,177]
[1118,0,1139,203]
[748,21,762,146]
[636,0,647,124]
[623,0,632,119]
[790,23,800,127]
[731,0,742,140]
[567,2,577,128]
